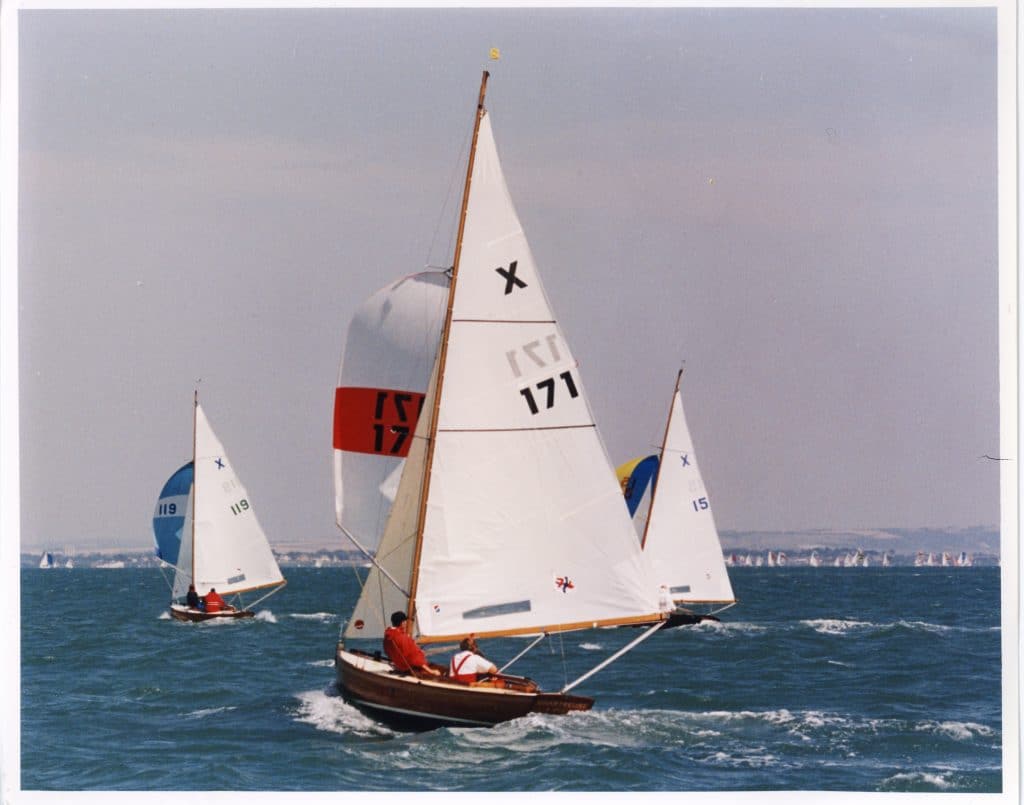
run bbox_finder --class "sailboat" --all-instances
[334,72,667,730]
[619,371,736,627]
[153,393,286,622]
[38,551,54,570]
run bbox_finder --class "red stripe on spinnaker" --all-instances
[333,387,426,457]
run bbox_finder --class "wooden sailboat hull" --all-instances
[169,603,255,623]
[336,647,593,731]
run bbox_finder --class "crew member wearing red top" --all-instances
[383,611,441,676]
[204,587,226,614]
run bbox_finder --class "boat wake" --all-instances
[800,618,996,636]
[293,687,395,738]
[254,610,277,623]
[801,618,876,635]
[688,620,767,636]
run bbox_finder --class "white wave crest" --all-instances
[803,618,972,636]
[185,705,237,720]
[293,688,393,737]
[578,642,603,651]
[881,771,953,790]
[916,720,995,741]
[896,620,952,634]
[158,612,171,620]
[801,618,875,634]
[308,659,335,667]
[290,612,337,622]
[254,610,277,623]
[697,749,779,768]
[692,620,767,635]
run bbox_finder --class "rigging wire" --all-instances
[424,118,473,270]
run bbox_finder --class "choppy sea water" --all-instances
[19,566,1004,793]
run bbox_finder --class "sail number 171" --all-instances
[520,371,579,415]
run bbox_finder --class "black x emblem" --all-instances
[495,260,527,295]
[680,454,690,467]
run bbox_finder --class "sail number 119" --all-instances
[230,499,250,516]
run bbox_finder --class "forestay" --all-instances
[347,112,663,643]
[642,387,735,605]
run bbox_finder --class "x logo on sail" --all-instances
[496,260,527,295]
[681,454,690,467]
[215,458,225,470]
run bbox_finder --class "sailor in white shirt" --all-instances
[449,636,498,683]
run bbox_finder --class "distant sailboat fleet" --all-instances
[722,548,978,567]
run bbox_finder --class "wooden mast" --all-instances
[640,368,683,550]
[405,71,490,633]
[190,389,198,595]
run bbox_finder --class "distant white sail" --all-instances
[166,401,285,605]
[639,380,735,606]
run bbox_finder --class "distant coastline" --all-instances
[21,525,1000,569]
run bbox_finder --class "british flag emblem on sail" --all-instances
[555,576,575,593]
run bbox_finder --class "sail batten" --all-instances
[438,424,596,434]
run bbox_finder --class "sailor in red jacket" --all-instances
[204,587,226,614]
[383,611,441,676]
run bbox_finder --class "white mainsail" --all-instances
[345,110,662,642]
[333,271,447,550]
[171,402,284,601]
[640,379,736,606]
